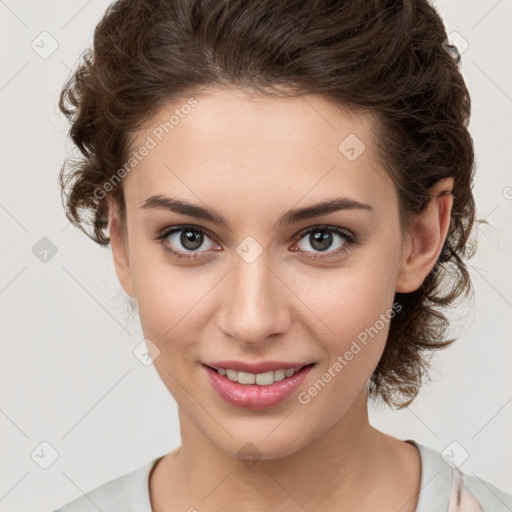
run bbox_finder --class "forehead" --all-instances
[125,87,395,221]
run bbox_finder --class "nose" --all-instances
[216,251,292,347]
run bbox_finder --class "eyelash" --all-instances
[155,224,357,262]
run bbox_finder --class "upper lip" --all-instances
[202,360,315,374]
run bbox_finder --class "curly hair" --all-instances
[58,0,476,408]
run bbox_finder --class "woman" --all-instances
[53,0,512,510]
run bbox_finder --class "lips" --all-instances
[203,363,315,409]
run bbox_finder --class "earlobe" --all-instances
[396,178,454,293]
[108,200,136,298]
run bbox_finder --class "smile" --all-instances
[202,363,316,409]
[206,365,311,386]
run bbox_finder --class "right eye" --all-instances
[156,225,221,261]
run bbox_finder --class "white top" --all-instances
[52,440,512,511]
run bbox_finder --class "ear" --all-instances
[108,197,136,298]
[396,178,454,293]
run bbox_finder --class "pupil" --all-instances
[311,231,332,251]
[181,230,203,250]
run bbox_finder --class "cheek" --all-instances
[314,283,393,383]
[292,242,400,381]
[296,269,398,420]
[130,252,217,352]
[299,245,399,332]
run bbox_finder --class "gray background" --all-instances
[1,1,511,511]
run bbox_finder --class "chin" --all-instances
[220,435,306,463]
[203,416,320,463]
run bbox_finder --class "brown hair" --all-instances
[59,0,476,408]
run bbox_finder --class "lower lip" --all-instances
[203,364,315,409]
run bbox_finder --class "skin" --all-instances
[109,87,453,512]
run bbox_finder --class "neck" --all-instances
[151,388,409,511]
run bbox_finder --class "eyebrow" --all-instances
[141,194,373,228]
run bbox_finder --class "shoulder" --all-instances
[451,469,512,512]
[51,457,161,512]
[408,439,512,512]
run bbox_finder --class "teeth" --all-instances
[226,369,238,381]
[238,371,256,384]
[219,366,305,385]
[274,369,285,381]
[256,371,275,385]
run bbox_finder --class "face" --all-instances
[110,87,430,460]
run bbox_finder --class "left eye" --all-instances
[293,226,354,258]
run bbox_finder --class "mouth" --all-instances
[201,362,316,409]
[202,362,315,386]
